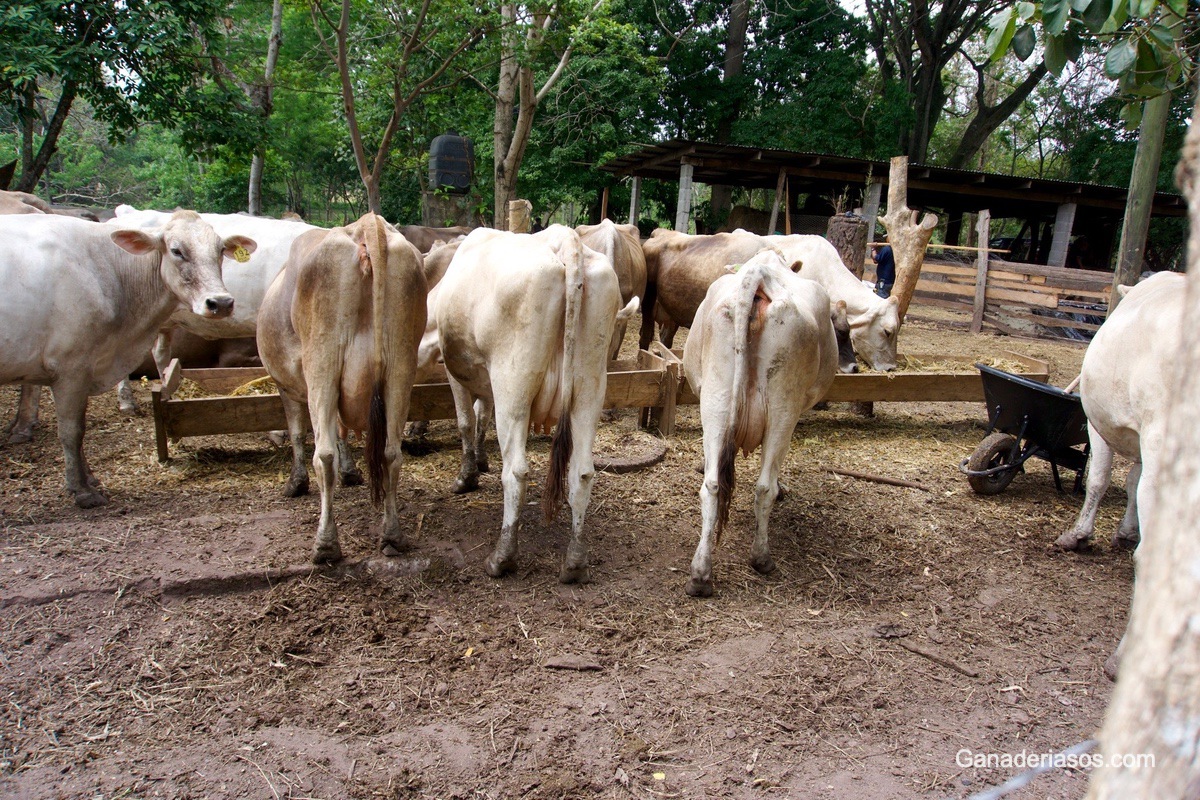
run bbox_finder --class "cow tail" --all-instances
[364,212,390,508]
[715,266,765,543]
[542,234,584,522]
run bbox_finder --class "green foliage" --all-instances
[987,0,1192,128]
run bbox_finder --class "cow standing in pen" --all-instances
[257,213,427,563]
[682,250,838,597]
[576,220,647,361]
[0,211,252,507]
[434,225,636,582]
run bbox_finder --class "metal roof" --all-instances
[599,139,1187,219]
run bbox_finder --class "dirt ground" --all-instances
[0,319,1136,800]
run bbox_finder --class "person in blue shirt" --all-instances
[874,241,895,298]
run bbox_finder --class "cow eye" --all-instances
[170,246,185,259]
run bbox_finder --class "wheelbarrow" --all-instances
[959,363,1090,495]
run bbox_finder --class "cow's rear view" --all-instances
[257,213,427,563]
[682,250,838,596]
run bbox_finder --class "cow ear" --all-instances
[831,300,848,328]
[222,235,257,261]
[110,229,160,255]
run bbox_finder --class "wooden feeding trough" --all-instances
[150,348,682,462]
[150,345,1050,458]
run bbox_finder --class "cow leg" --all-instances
[51,384,107,508]
[309,387,342,564]
[607,318,627,363]
[1056,423,1113,550]
[660,320,679,349]
[559,402,602,585]
[485,398,533,578]
[7,384,41,444]
[1114,461,1142,550]
[279,393,310,497]
[115,379,138,416]
[448,378,481,494]
[474,396,492,474]
[337,435,364,486]
[688,409,731,598]
[749,420,793,576]
[379,377,413,557]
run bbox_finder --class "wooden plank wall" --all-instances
[867,256,1111,338]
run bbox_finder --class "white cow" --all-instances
[0,211,252,506]
[435,225,637,582]
[258,214,427,563]
[682,250,838,597]
[6,206,318,443]
[576,220,647,361]
[1056,272,1183,553]
[766,234,900,371]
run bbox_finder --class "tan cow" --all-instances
[0,211,250,506]
[398,224,474,254]
[682,249,838,596]
[257,213,427,563]
[434,225,637,582]
[640,228,772,349]
[576,220,647,360]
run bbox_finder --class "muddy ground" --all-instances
[0,320,1134,800]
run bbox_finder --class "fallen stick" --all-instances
[896,639,979,678]
[827,467,931,493]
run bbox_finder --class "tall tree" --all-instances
[491,0,602,228]
[863,0,1003,162]
[1,0,239,194]
[311,0,488,214]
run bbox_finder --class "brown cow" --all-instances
[257,213,427,563]
[576,220,647,361]
[640,228,774,349]
[398,224,474,254]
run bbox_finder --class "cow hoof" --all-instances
[776,482,790,502]
[452,475,479,494]
[559,565,590,584]
[1113,531,1140,551]
[283,477,309,498]
[750,555,776,575]
[380,538,409,557]
[118,403,140,417]
[74,490,109,509]
[477,458,490,474]
[685,578,714,598]
[340,467,364,487]
[1054,529,1090,551]
[7,430,33,445]
[312,543,343,564]
[485,554,516,578]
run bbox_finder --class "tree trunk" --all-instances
[826,214,868,278]
[879,155,938,321]
[709,0,750,222]
[15,80,77,194]
[946,62,1048,171]
[247,0,284,215]
[19,82,35,180]
[1085,83,1200,799]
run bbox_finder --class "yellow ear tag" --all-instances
[233,246,250,263]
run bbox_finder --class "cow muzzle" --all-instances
[202,294,236,318]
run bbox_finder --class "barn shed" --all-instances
[600,139,1186,338]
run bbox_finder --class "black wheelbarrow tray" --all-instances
[958,363,1090,495]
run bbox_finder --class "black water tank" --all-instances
[429,131,474,194]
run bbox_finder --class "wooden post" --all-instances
[784,177,792,235]
[970,210,991,333]
[600,186,610,220]
[1048,202,1077,268]
[628,176,641,226]
[767,168,786,234]
[674,161,694,232]
[508,199,532,233]
[879,156,939,322]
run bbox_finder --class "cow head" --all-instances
[111,210,253,319]
[848,295,899,372]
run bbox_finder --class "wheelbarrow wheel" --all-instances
[967,432,1019,495]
